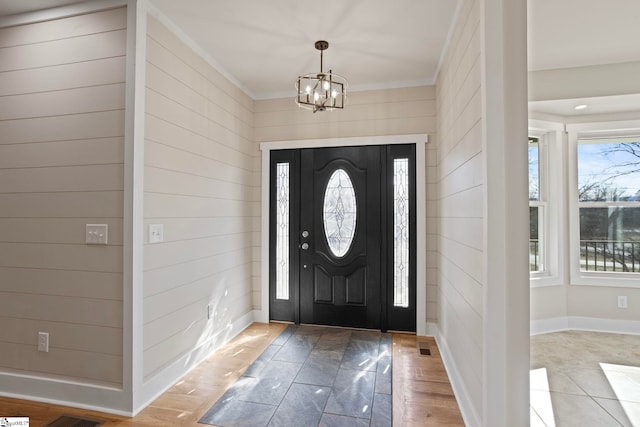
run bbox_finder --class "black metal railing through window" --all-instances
[580,240,640,273]
[529,239,539,272]
[529,239,640,273]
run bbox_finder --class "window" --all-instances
[529,137,545,273]
[577,137,640,274]
[528,120,564,286]
[568,121,640,287]
[323,169,357,258]
[275,162,290,299]
[393,158,410,308]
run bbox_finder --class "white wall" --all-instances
[141,14,257,391]
[254,87,435,141]
[436,0,529,425]
[436,0,484,421]
[0,5,127,400]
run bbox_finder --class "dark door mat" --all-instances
[44,415,104,427]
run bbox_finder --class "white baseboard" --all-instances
[530,317,569,335]
[0,372,132,416]
[567,316,640,335]
[435,329,481,427]
[134,310,256,415]
[531,316,640,336]
[0,311,257,417]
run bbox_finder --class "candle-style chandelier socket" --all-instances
[296,40,347,113]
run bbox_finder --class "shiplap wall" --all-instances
[143,17,257,380]
[0,8,126,386]
[436,0,483,418]
[254,87,435,142]
[255,86,438,326]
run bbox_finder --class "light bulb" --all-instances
[314,92,320,101]
[323,81,330,90]
[305,85,311,94]
[331,90,337,98]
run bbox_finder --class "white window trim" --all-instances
[529,120,565,287]
[568,120,640,288]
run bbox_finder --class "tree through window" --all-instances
[577,138,640,273]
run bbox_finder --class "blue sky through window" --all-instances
[528,142,539,201]
[578,141,640,201]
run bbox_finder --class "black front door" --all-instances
[269,144,416,332]
[299,146,382,329]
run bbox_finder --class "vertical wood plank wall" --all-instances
[143,17,257,381]
[254,86,438,326]
[436,0,484,420]
[0,8,127,387]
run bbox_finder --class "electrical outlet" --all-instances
[38,332,49,352]
[618,296,628,309]
[149,224,164,244]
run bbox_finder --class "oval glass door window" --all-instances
[323,169,357,257]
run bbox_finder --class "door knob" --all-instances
[301,242,309,250]
[302,230,309,238]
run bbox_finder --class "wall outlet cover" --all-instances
[149,224,164,244]
[617,296,628,309]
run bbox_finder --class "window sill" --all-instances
[571,272,640,288]
[530,274,563,288]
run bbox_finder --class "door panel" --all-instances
[299,146,381,329]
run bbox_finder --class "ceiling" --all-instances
[2,0,639,116]
[527,0,640,72]
[146,0,459,99]
[527,0,640,117]
[529,94,640,118]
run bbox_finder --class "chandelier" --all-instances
[296,40,347,113]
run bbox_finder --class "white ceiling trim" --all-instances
[432,0,464,86]
[145,0,256,100]
[0,0,128,28]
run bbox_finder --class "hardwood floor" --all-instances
[393,334,465,426]
[0,323,464,426]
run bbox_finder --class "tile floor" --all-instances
[530,330,640,427]
[199,324,393,427]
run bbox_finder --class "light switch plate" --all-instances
[38,332,49,352]
[86,224,108,245]
[149,224,164,244]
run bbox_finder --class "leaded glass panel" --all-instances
[394,158,409,308]
[276,162,290,300]
[323,169,357,258]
